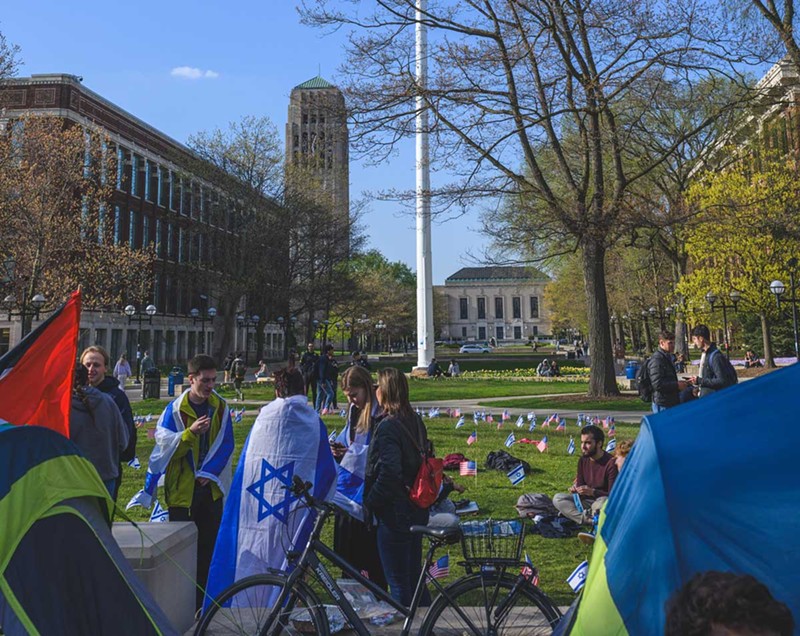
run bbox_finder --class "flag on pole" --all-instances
[527,411,536,421]
[515,415,524,427]
[467,430,477,445]
[0,289,81,437]
[149,499,169,522]
[453,408,461,418]
[502,410,510,421]
[521,553,539,586]
[328,429,338,443]
[567,561,589,592]
[504,432,516,448]
[537,435,549,453]
[507,464,526,486]
[529,419,537,432]
[602,418,610,429]
[145,413,153,422]
[460,460,477,477]
[606,438,617,453]
[486,414,494,423]
[455,415,465,429]
[427,555,450,579]
[609,423,616,437]
[556,418,566,431]
[568,437,576,455]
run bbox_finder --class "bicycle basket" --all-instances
[459,519,526,565]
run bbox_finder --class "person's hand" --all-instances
[677,380,688,390]
[568,484,578,494]
[688,376,699,386]
[576,485,595,496]
[189,415,211,435]
[330,442,347,460]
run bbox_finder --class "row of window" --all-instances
[459,296,539,320]
[459,325,539,341]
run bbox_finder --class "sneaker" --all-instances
[578,532,596,546]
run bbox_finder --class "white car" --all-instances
[459,343,492,354]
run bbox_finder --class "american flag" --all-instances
[608,423,616,437]
[467,430,477,445]
[504,432,516,448]
[502,410,510,421]
[460,460,477,477]
[567,437,576,455]
[521,553,540,586]
[556,418,566,431]
[453,408,461,418]
[455,415,465,429]
[537,435,549,453]
[427,555,450,579]
[486,414,494,423]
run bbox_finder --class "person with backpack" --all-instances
[647,330,689,413]
[688,325,738,397]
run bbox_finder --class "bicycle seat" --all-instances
[410,524,463,543]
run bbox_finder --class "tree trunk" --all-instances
[675,319,689,360]
[642,319,653,354]
[211,291,241,366]
[581,239,619,397]
[760,312,776,368]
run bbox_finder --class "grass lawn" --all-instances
[480,394,648,412]
[121,404,637,607]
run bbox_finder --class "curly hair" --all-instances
[273,367,305,398]
[665,571,794,636]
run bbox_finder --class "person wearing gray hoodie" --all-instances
[70,365,130,496]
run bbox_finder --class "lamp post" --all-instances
[356,314,370,352]
[322,319,330,348]
[769,258,800,361]
[705,290,741,354]
[237,313,260,365]
[124,303,157,384]
[3,292,46,339]
[648,305,674,332]
[341,322,350,354]
[190,297,217,355]
[375,320,387,353]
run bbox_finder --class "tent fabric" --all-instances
[0,425,177,636]
[560,363,800,635]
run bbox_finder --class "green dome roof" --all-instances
[293,76,336,90]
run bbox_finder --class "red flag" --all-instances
[0,289,81,437]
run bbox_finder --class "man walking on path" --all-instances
[300,342,319,405]
[689,325,738,398]
[649,330,688,413]
[553,425,618,525]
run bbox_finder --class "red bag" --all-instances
[401,417,443,509]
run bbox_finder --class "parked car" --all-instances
[459,343,492,354]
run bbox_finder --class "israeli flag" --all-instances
[328,429,338,443]
[128,456,141,470]
[529,419,537,432]
[504,431,516,448]
[331,402,376,522]
[567,560,589,592]
[527,411,535,421]
[606,438,617,453]
[339,408,347,418]
[127,389,234,511]
[455,416,465,429]
[507,464,526,486]
[568,437,576,455]
[149,499,169,523]
[204,395,337,612]
[515,415,524,428]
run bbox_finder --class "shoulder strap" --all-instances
[397,415,427,458]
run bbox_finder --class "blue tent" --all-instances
[559,363,800,634]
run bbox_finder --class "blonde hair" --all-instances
[616,438,634,459]
[80,345,109,368]
[341,365,376,434]
[376,368,413,421]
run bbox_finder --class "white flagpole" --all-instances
[415,0,435,372]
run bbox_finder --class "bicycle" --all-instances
[195,475,562,635]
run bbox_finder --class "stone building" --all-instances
[437,266,552,343]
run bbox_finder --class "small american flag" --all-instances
[467,430,477,445]
[608,423,616,437]
[427,555,450,579]
[537,435,549,453]
[521,553,540,586]
[556,418,566,431]
[486,414,494,423]
[460,460,477,476]
[453,408,461,417]
[502,410,510,421]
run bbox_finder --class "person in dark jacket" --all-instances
[300,343,320,405]
[689,325,738,397]
[81,346,136,500]
[365,367,431,607]
[647,331,688,413]
[315,344,336,412]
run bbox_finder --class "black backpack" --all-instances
[485,450,532,474]
[636,358,653,403]
[707,349,739,388]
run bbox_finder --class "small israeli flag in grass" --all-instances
[567,560,589,592]
[328,429,338,443]
[128,456,141,470]
[455,415,465,429]
[567,437,576,455]
[529,419,537,432]
[606,438,617,453]
[515,415,524,427]
[149,499,169,523]
[507,463,526,486]
[504,431,516,448]
[527,411,535,421]
[340,408,347,418]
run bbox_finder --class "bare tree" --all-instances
[301,0,741,395]
[0,29,21,82]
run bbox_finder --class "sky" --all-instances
[2,1,493,284]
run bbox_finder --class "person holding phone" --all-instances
[648,331,688,413]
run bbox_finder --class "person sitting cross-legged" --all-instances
[553,424,618,525]
[426,357,444,378]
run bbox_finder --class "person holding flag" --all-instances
[552,424,618,525]
[128,354,234,610]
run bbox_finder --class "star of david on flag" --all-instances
[567,560,589,592]
[507,463,526,486]
[516,415,524,427]
[504,432,516,448]
[568,437,576,455]
[606,438,617,453]
[246,459,298,523]
[149,499,169,522]
[328,429,338,443]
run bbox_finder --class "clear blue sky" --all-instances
[3,1,492,284]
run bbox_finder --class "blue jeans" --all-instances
[376,504,431,607]
[315,379,334,411]
[651,402,667,414]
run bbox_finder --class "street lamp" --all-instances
[648,305,674,331]
[3,292,46,338]
[237,313,260,364]
[190,299,217,355]
[705,290,741,353]
[375,320,387,353]
[322,319,330,348]
[342,322,351,354]
[124,303,157,384]
[769,258,800,361]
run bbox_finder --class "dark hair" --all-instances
[188,354,217,375]
[72,363,94,423]
[324,344,334,353]
[659,330,675,342]
[691,324,710,340]
[580,424,605,443]
[665,571,794,636]
[273,367,305,398]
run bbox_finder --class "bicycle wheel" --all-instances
[419,572,561,635]
[195,573,329,636]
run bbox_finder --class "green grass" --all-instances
[370,357,585,374]
[480,395,648,412]
[120,406,637,606]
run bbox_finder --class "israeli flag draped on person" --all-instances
[204,394,337,611]
[126,388,234,510]
[332,401,380,521]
